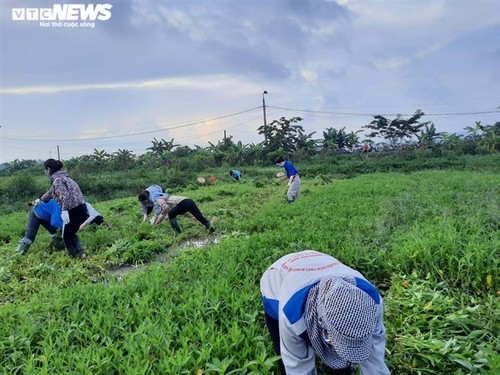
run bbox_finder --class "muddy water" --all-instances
[108,235,223,279]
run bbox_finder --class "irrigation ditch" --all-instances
[107,234,224,279]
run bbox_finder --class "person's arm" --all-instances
[39,188,53,203]
[359,305,390,375]
[279,312,317,375]
[139,201,149,221]
[52,178,70,210]
[154,198,170,224]
[79,216,93,230]
[79,206,94,229]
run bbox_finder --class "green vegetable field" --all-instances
[0,167,498,374]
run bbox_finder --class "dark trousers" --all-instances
[169,199,209,226]
[264,313,352,375]
[63,203,88,257]
[25,211,58,242]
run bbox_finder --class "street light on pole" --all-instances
[262,90,268,126]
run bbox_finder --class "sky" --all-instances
[1,0,499,164]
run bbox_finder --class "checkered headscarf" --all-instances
[304,275,378,369]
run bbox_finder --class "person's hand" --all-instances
[31,198,41,206]
[149,215,157,225]
[79,223,87,231]
[143,213,148,222]
[61,211,70,224]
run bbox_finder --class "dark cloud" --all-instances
[2,0,350,86]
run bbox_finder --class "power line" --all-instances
[267,106,500,117]
[2,106,262,142]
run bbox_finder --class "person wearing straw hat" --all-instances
[275,155,300,203]
[260,250,390,375]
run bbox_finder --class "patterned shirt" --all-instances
[41,170,85,211]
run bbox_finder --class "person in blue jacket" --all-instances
[138,184,165,223]
[275,155,300,203]
[229,170,242,182]
[16,199,65,254]
[260,250,390,375]
[16,200,106,255]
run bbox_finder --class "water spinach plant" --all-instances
[0,165,498,374]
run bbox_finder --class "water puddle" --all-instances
[108,235,223,279]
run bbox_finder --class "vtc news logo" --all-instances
[12,3,113,21]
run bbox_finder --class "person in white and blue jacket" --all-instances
[260,250,390,375]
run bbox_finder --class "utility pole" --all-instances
[262,90,268,126]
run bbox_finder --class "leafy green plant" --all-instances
[0,167,498,374]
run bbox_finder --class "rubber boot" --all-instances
[16,238,32,255]
[51,232,66,251]
[75,238,87,259]
[169,218,182,234]
[205,221,215,233]
[65,238,80,258]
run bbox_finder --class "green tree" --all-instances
[147,138,180,168]
[322,127,360,153]
[477,122,500,153]
[111,149,136,171]
[257,116,305,154]
[417,123,442,148]
[364,109,430,148]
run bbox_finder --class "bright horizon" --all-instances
[1,0,499,164]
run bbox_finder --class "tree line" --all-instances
[1,110,499,176]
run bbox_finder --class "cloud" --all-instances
[1,0,499,163]
[1,74,262,95]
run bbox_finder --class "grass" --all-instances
[0,168,498,374]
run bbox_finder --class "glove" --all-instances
[149,215,157,225]
[61,210,70,225]
[32,198,41,206]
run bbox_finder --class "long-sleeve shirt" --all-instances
[260,250,390,375]
[140,185,164,214]
[40,170,85,211]
[282,160,299,178]
[80,202,102,226]
[153,195,187,224]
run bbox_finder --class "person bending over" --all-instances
[260,250,390,375]
[151,192,215,234]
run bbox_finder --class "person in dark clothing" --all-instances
[150,193,215,234]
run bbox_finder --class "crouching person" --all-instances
[151,193,215,234]
[16,198,65,255]
[79,202,106,231]
[260,250,390,375]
